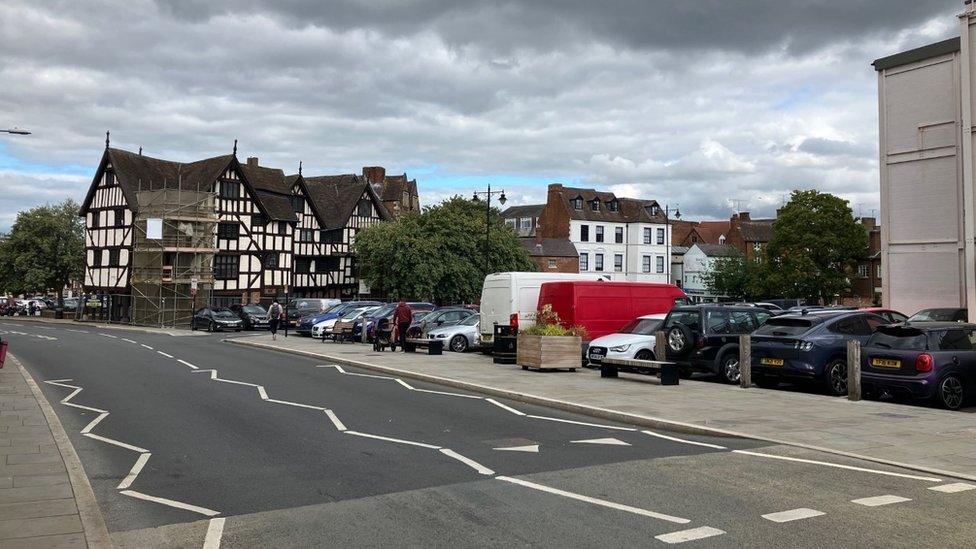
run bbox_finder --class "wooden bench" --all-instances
[600,357,679,385]
[404,338,444,355]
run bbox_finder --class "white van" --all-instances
[479,271,611,344]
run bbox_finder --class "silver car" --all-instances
[428,314,480,352]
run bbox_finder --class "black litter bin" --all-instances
[54,307,64,320]
[492,324,517,364]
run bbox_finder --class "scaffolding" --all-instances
[129,179,217,327]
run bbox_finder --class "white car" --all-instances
[311,306,378,339]
[586,314,667,366]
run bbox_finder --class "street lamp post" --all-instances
[472,184,507,277]
[1,128,31,135]
[664,204,681,285]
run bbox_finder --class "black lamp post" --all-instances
[0,127,30,135]
[472,184,507,277]
[665,204,681,284]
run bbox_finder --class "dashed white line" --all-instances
[525,414,637,432]
[641,430,726,450]
[99,333,118,339]
[83,433,150,454]
[66,329,89,334]
[851,495,912,507]
[439,449,495,475]
[119,490,220,517]
[141,344,154,350]
[325,409,347,431]
[761,508,825,523]
[929,482,976,493]
[117,452,152,490]
[495,476,690,524]
[177,359,199,370]
[731,450,942,482]
[344,430,441,449]
[655,526,726,544]
[121,338,137,344]
[157,351,173,358]
[485,398,526,416]
[203,517,227,549]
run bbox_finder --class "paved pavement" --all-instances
[229,331,976,480]
[3,319,976,547]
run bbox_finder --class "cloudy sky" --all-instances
[0,0,960,230]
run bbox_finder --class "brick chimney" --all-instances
[246,157,259,166]
[739,211,750,221]
[362,166,386,183]
[861,217,878,230]
[537,183,569,239]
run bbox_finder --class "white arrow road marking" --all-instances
[642,430,726,450]
[493,444,539,453]
[570,437,630,446]
[117,453,152,490]
[655,526,726,544]
[439,449,495,475]
[203,517,226,549]
[761,508,825,523]
[851,495,912,507]
[496,476,690,524]
[732,450,942,482]
[929,482,976,493]
[120,490,220,516]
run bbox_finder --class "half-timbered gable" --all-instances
[303,174,392,297]
[286,174,330,293]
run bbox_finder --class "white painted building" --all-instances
[681,244,738,302]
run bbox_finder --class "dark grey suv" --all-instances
[662,305,771,383]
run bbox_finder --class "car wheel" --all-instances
[190,322,197,331]
[823,359,848,396]
[754,374,780,389]
[667,323,694,356]
[450,335,468,353]
[935,374,965,410]
[719,352,741,384]
[634,349,654,361]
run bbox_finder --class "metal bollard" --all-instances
[655,332,667,362]
[847,339,861,401]
[739,334,751,388]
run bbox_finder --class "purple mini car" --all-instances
[861,322,976,410]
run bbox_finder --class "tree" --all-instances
[763,190,869,303]
[0,200,86,303]
[355,196,535,304]
[701,254,763,301]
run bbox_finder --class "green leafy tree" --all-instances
[763,190,869,302]
[701,254,763,301]
[0,200,86,303]
[356,196,535,304]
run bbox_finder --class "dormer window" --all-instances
[573,197,583,210]
[719,235,726,244]
[650,205,660,216]
[609,200,618,212]
[591,200,599,212]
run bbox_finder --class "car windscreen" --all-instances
[242,305,265,314]
[908,309,962,322]
[213,309,237,318]
[620,318,662,335]
[867,327,928,350]
[460,315,479,326]
[370,305,396,318]
[753,318,815,336]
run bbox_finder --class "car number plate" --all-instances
[871,358,901,369]
[760,358,784,366]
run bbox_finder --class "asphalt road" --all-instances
[3,319,975,548]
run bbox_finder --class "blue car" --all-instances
[749,310,890,395]
[296,301,382,336]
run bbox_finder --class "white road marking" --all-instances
[412,388,482,399]
[141,344,154,350]
[570,437,631,446]
[121,338,137,344]
[496,476,690,524]
[81,412,109,434]
[761,508,825,523]
[525,414,637,431]
[257,386,268,400]
[99,333,118,339]
[119,490,220,516]
[83,433,150,454]
[193,369,218,379]
[732,450,942,482]
[203,517,226,549]
[929,482,976,493]
[344,430,441,449]
[344,371,395,380]
[117,452,152,490]
[851,495,912,507]
[395,379,414,390]
[440,448,495,475]
[655,526,726,544]
[485,398,525,416]
[266,398,326,411]
[315,364,347,373]
[493,444,539,453]
[325,409,347,431]
[157,351,173,358]
[642,430,726,450]
[66,329,89,334]
[177,359,199,370]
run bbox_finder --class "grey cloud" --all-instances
[798,137,875,157]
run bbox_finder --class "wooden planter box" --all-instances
[516,334,582,372]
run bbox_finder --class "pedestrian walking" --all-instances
[393,300,412,352]
[28,300,36,317]
[268,299,283,341]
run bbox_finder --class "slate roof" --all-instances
[739,220,775,242]
[518,237,578,258]
[304,174,392,230]
[239,163,297,222]
[373,173,419,202]
[501,204,544,219]
[694,243,739,258]
[671,246,689,255]
[556,186,667,223]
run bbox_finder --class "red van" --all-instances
[537,281,687,341]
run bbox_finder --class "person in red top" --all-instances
[393,300,413,352]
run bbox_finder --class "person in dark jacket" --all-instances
[393,300,412,352]
[268,299,283,341]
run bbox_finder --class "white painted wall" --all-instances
[570,219,669,283]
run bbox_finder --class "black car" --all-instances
[662,305,772,383]
[229,303,270,330]
[406,307,476,338]
[191,307,244,332]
